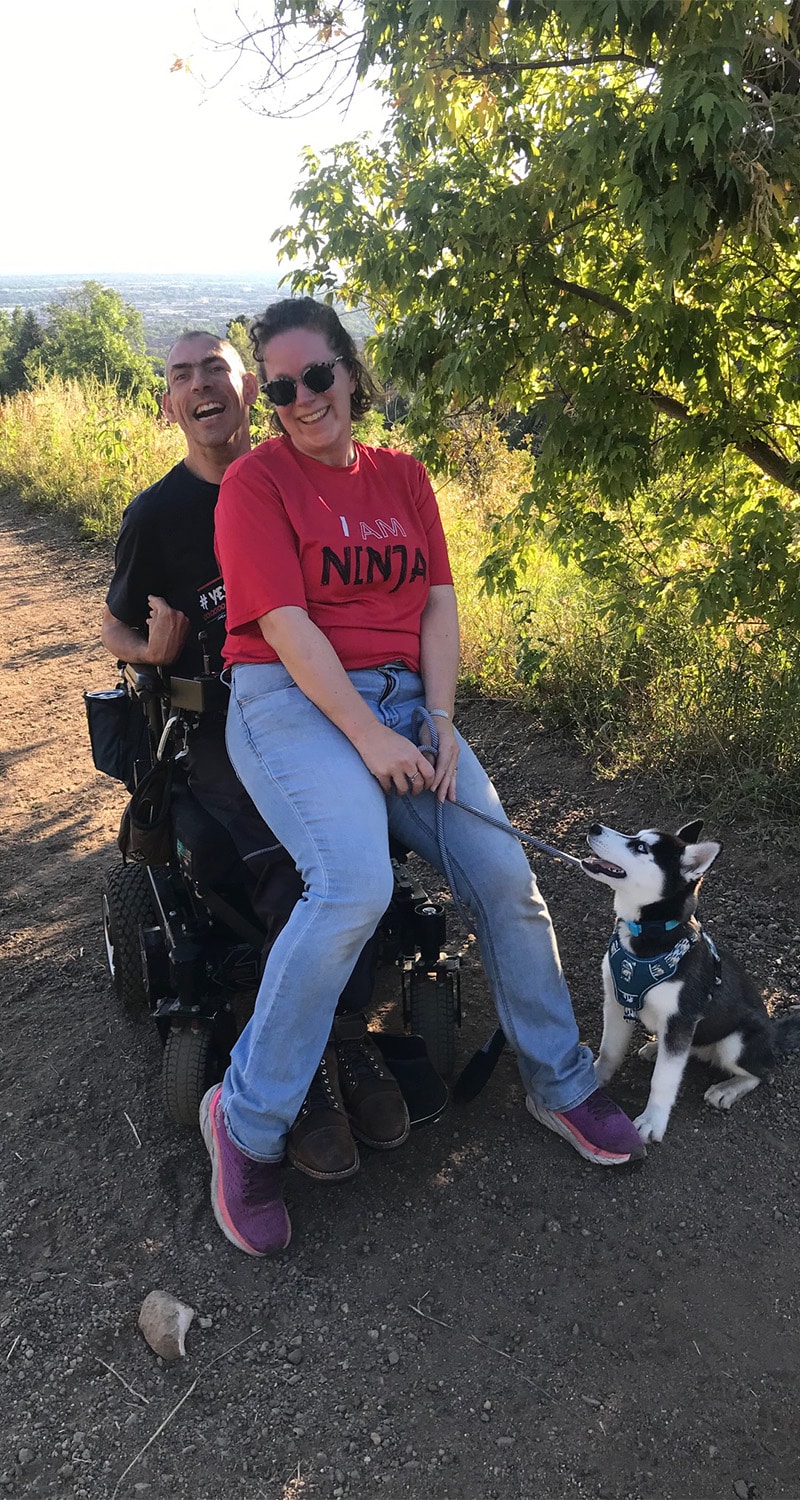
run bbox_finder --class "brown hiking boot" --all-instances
[333,1014,411,1150]
[287,1045,359,1182]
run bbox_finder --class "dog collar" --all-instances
[623,918,681,937]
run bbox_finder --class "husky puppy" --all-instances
[583,820,800,1144]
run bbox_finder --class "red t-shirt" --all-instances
[215,436,453,671]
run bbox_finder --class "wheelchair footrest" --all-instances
[371,1032,449,1128]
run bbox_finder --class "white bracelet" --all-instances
[427,708,451,720]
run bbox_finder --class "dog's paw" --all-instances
[633,1106,668,1143]
[638,1040,658,1062]
[704,1081,735,1111]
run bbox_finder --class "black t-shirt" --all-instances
[106,461,227,678]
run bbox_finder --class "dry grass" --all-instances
[3,380,798,818]
[0,376,183,539]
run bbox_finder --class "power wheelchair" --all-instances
[87,659,461,1128]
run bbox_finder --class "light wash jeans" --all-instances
[224,662,596,1160]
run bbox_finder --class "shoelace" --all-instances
[237,1154,281,1204]
[337,1039,387,1086]
[300,1056,343,1116]
[583,1088,619,1120]
[215,1097,280,1204]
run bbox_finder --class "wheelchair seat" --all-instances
[94,662,459,1127]
[170,781,247,891]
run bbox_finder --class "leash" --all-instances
[452,798,584,868]
[410,707,582,901]
[408,708,583,1099]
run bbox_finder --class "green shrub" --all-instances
[438,433,800,820]
[3,377,798,819]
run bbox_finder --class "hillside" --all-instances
[0,273,374,360]
[2,490,800,1500]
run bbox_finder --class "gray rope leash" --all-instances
[407,707,584,1100]
[451,796,584,870]
[409,706,582,934]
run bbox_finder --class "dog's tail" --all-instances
[772,1009,800,1058]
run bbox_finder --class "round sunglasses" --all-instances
[260,356,344,408]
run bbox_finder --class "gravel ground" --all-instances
[2,493,800,1500]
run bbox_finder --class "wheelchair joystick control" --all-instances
[198,631,212,678]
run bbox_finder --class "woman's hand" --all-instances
[418,586,459,802]
[354,719,436,798]
[430,718,459,803]
[256,607,442,797]
[417,716,460,804]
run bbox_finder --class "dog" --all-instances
[582,819,800,1143]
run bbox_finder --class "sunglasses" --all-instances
[261,356,345,407]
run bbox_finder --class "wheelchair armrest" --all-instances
[166,674,229,715]
[122,662,165,701]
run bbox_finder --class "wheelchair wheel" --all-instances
[102,863,155,1011]
[162,1023,225,1128]
[408,974,456,1080]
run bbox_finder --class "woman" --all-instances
[202,297,644,1257]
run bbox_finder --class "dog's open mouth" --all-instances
[582,855,626,879]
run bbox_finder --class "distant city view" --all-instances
[0,273,372,358]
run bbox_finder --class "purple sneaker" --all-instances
[526,1087,646,1167]
[200,1086,291,1255]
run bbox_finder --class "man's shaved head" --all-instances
[164,332,246,392]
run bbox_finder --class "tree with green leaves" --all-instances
[230,0,800,631]
[36,281,157,401]
[0,308,45,396]
[226,315,258,372]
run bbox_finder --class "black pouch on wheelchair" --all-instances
[118,760,173,865]
[84,686,150,793]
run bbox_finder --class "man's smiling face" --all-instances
[162,333,257,458]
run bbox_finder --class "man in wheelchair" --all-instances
[100,330,414,1181]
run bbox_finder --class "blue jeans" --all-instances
[224,662,596,1160]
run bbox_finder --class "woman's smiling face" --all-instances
[261,326,357,467]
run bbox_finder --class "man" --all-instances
[102,331,409,1182]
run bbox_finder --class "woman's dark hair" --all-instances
[249,297,376,422]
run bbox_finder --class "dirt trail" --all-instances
[2,492,800,1500]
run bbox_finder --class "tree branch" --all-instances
[450,50,643,78]
[551,277,633,319]
[647,390,800,491]
[548,276,799,491]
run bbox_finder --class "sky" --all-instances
[1,1,384,276]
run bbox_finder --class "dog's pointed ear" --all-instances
[680,840,721,879]
[677,818,703,844]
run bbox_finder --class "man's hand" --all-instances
[101,601,190,668]
[145,596,190,665]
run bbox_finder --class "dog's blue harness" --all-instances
[609,925,721,1023]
